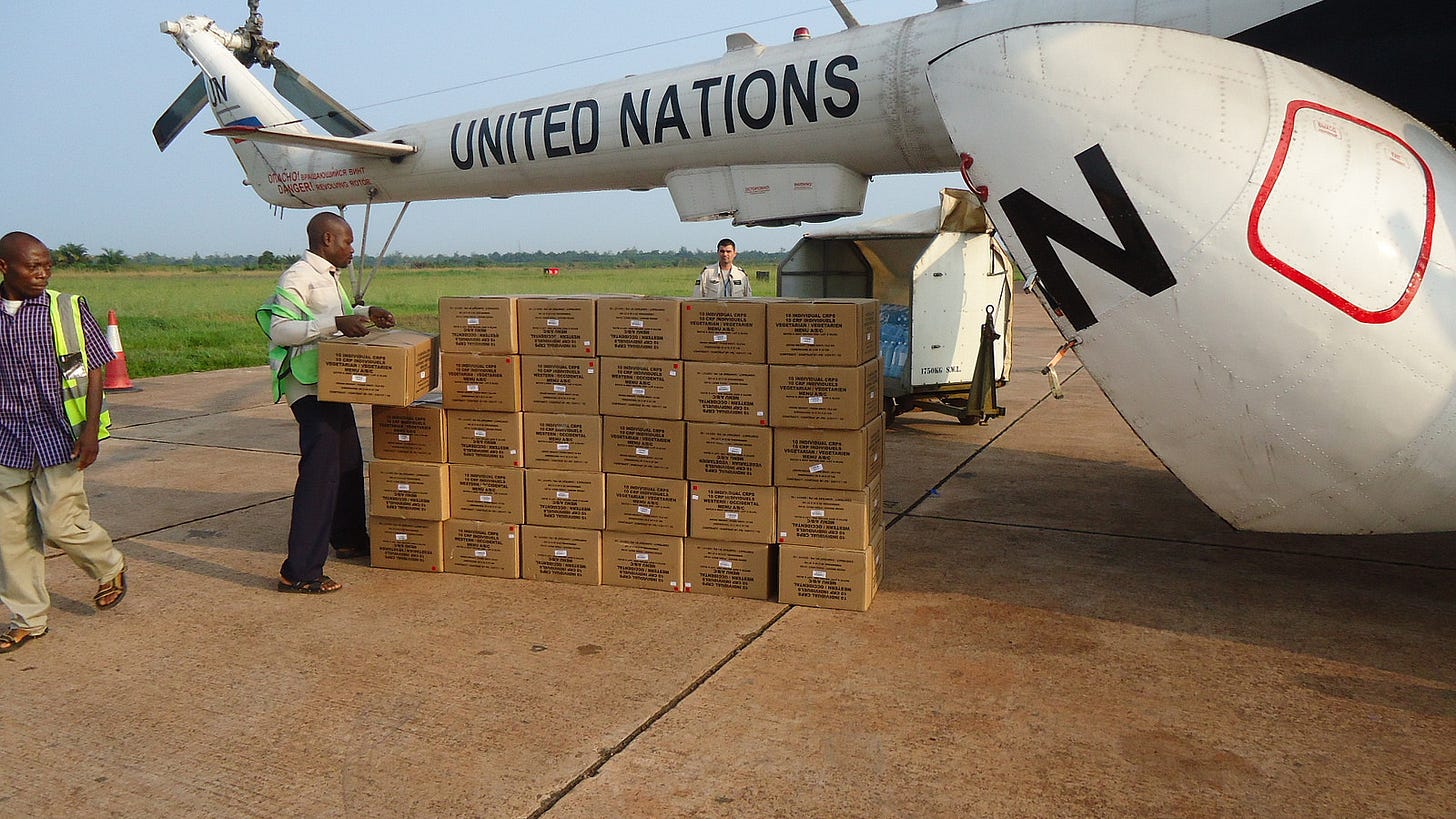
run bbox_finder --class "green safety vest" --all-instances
[49,290,111,441]
[255,278,351,403]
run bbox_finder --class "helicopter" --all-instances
[155,1,1456,536]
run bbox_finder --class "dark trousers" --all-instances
[282,396,368,582]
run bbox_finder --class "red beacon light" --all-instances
[793,27,811,41]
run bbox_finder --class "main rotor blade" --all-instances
[153,73,208,151]
[271,57,372,137]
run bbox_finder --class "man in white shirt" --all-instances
[264,212,394,593]
[694,238,753,298]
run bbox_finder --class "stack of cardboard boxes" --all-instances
[346,294,884,611]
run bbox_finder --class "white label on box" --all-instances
[712,333,728,342]
[690,493,699,500]
[396,483,411,492]
[555,443,571,451]
[395,533,408,541]
[724,512,739,520]
[351,375,367,383]
[809,464,824,473]
[547,318,561,327]
[508,533,516,540]
[800,336,815,345]
[727,446,743,455]
[553,384,567,393]
[554,548,569,557]
[587,366,595,373]
[716,385,731,393]
[473,429,488,437]
[418,370,427,379]
[556,491,571,499]
[808,396,824,405]
[479,494,493,503]
[635,447,650,456]
[466,317,481,325]
[812,569,828,579]
[630,319,644,328]
[397,434,411,442]
[635,552,650,561]
[637,505,652,515]
[474,549,489,557]
[756,411,765,417]
[631,387,646,395]
[718,559,733,569]
[810,509,826,517]
[466,384,480,392]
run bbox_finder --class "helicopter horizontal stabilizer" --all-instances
[205,125,417,158]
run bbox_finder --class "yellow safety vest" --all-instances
[49,290,111,441]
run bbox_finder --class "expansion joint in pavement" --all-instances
[888,366,1084,529]
[528,605,795,816]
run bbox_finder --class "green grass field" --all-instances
[60,265,759,379]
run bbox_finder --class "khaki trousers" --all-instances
[0,460,122,631]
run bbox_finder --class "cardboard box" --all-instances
[368,460,449,521]
[319,329,437,406]
[776,476,883,549]
[443,520,521,578]
[773,416,885,490]
[522,413,602,472]
[682,362,770,426]
[440,353,522,412]
[517,296,596,357]
[448,464,526,523]
[521,525,601,585]
[518,355,600,414]
[370,516,444,572]
[439,295,518,354]
[777,531,883,611]
[525,469,606,529]
[445,410,523,467]
[683,539,775,600]
[599,357,683,420]
[371,396,447,463]
[767,299,878,366]
[686,423,773,486]
[681,299,767,363]
[601,531,685,592]
[605,474,689,536]
[689,482,776,542]
[769,359,882,430]
[597,297,681,359]
[602,417,685,479]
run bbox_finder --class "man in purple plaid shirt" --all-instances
[0,232,126,654]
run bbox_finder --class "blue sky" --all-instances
[0,1,964,257]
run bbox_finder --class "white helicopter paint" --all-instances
[157,1,1456,535]
[929,23,1455,534]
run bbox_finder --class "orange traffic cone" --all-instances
[103,309,135,390]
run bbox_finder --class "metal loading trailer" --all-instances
[778,188,1014,424]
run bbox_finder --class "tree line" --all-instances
[51,245,785,271]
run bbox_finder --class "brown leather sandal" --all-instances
[95,566,127,610]
[0,625,47,653]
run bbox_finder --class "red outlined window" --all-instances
[1248,100,1434,324]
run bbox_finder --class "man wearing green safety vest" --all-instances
[260,213,394,594]
[0,232,127,654]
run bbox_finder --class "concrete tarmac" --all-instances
[3,298,1452,817]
